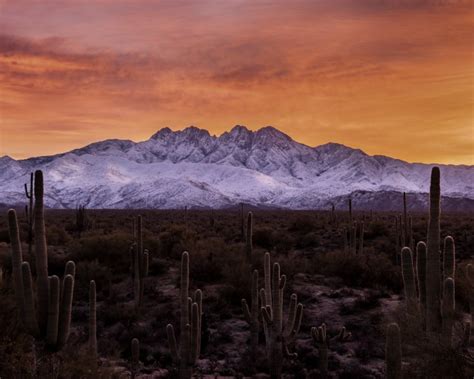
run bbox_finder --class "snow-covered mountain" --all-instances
[1,125,473,210]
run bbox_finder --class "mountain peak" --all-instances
[150,127,173,140]
[256,126,292,140]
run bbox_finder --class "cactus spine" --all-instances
[245,211,253,262]
[426,167,442,333]
[311,324,351,379]
[260,252,303,379]
[34,170,49,335]
[89,280,97,359]
[7,209,25,321]
[166,252,202,379]
[385,323,402,379]
[242,269,259,357]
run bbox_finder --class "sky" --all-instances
[0,0,473,164]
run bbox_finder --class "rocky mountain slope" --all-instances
[1,125,473,210]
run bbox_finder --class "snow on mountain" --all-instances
[1,125,473,210]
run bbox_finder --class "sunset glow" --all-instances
[0,0,473,163]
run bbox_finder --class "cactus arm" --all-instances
[166,324,180,362]
[57,274,74,349]
[261,306,272,325]
[242,299,251,324]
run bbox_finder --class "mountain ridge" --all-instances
[1,125,473,210]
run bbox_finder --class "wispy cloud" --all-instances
[0,0,472,163]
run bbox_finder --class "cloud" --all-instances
[0,0,472,163]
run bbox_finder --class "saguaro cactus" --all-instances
[416,242,427,326]
[7,170,75,350]
[358,221,365,254]
[245,211,253,262]
[385,323,402,379]
[57,274,74,349]
[34,170,50,335]
[242,269,260,357]
[166,252,202,379]
[443,236,455,281]
[132,215,149,309]
[401,247,418,315]
[7,209,25,320]
[46,276,60,347]
[24,172,34,255]
[466,264,474,329]
[21,262,39,337]
[311,324,351,378]
[426,167,442,333]
[89,280,97,359]
[403,192,408,247]
[441,278,455,347]
[260,252,303,379]
[240,203,245,240]
[75,204,89,237]
[131,338,140,374]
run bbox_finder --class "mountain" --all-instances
[1,125,473,211]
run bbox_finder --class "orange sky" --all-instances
[0,0,473,164]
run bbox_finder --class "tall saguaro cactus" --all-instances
[89,280,98,359]
[166,252,203,379]
[426,167,442,333]
[403,192,408,247]
[385,323,402,379]
[443,236,455,281]
[441,278,455,347]
[132,215,149,309]
[7,209,25,321]
[242,269,260,357]
[260,252,303,379]
[24,172,34,255]
[46,276,60,347]
[401,247,418,315]
[245,211,253,262]
[416,241,427,324]
[34,170,50,335]
[7,170,75,350]
[21,262,39,337]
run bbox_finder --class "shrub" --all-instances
[253,227,274,250]
[313,250,401,290]
[158,225,196,259]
